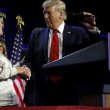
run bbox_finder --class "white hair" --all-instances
[42,0,67,20]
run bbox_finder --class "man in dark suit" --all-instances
[23,0,101,106]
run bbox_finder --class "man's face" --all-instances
[43,5,63,29]
[0,18,4,36]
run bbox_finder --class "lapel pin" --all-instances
[68,31,71,34]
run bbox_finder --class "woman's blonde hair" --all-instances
[0,39,7,57]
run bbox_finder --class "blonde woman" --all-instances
[0,15,31,106]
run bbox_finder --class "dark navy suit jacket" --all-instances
[24,24,100,105]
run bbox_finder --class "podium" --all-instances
[42,41,110,107]
[43,41,107,69]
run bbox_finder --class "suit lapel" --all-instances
[63,24,72,56]
[41,25,72,60]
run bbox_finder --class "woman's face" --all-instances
[0,42,4,54]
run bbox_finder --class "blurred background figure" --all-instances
[69,11,103,43]
[77,11,108,41]
[77,11,100,34]
[67,11,104,44]
[68,11,101,34]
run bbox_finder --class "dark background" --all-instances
[0,0,110,44]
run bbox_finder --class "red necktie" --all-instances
[49,29,61,82]
[49,29,59,61]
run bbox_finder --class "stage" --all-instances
[0,106,110,110]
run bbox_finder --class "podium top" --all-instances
[43,41,107,69]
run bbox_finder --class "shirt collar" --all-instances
[50,22,65,34]
[57,21,65,34]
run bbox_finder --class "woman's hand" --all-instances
[16,65,31,79]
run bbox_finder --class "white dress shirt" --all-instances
[48,22,65,61]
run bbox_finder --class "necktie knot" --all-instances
[53,29,59,33]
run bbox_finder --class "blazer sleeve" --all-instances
[22,28,43,80]
[0,54,17,80]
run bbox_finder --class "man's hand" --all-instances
[79,12,100,33]
[16,65,31,79]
